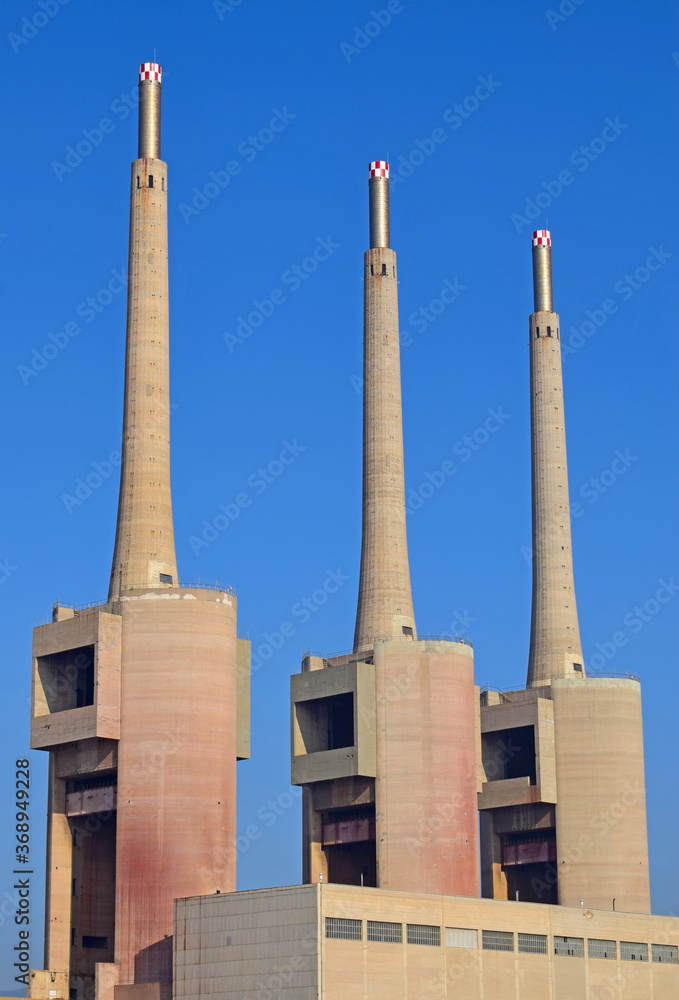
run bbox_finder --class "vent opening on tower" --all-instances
[37,644,95,714]
[159,573,173,584]
[482,725,536,784]
[148,174,154,188]
[295,692,355,753]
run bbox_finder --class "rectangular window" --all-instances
[82,935,108,949]
[407,924,441,947]
[554,936,584,957]
[368,920,402,943]
[518,933,547,954]
[446,927,478,949]
[159,573,173,584]
[325,917,362,941]
[148,174,154,188]
[652,944,678,964]
[402,626,413,636]
[620,941,648,962]
[381,263,387,275]
[482,930,514,952]
[588,938,616,960]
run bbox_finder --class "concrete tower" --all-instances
[526,230,583,687]
[29,64,250,1000]
[290,162,479,899]
[354,161,416,651]
[109,63,177,600]
[477,231,649,914]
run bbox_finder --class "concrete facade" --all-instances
[478,678,650,914]
[174,883,679,1000]
[291,639,479,895]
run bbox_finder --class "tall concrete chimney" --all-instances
[353,161,416,651]
[109,62,177,599]
[526,230,583,686]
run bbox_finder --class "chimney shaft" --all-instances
[109,63,177,599]
[354,162,416,651]
[526,230,583,686]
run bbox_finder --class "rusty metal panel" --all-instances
[66,785,116,817]
[502,840,556,866]
[322,818,375,846]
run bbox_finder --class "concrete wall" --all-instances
[552,678,650,913]
[527,311,583,687]
[109,156,176,599]
[174,887,319,1000]
[114,588,239,985]
[374,640,479,897]
[174,883,679,1000]
[354,247,416,651]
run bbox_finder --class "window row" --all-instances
[324,918,677,965]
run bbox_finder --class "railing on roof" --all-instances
[36,580,236,625]
[480,671,641,704]
[302,634,473,664]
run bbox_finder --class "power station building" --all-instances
[27,64,677,1000]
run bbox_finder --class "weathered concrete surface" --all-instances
[109,155,177,599]
[354,246,416,651]
[114,589,239,984]
[527,306,583,686]
[552,678,650,913]
[373,640,479,896]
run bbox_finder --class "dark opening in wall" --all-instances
[37,644,95,714]
[482,725,536,784]
[295,692,355,753]
[82,936,108,949]
[148,174,154,188]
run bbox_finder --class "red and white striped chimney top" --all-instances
[532,229,551,247]
[139,62,162,83]
[369,160,389,179]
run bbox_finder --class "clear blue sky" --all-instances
[1,0,677,987]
